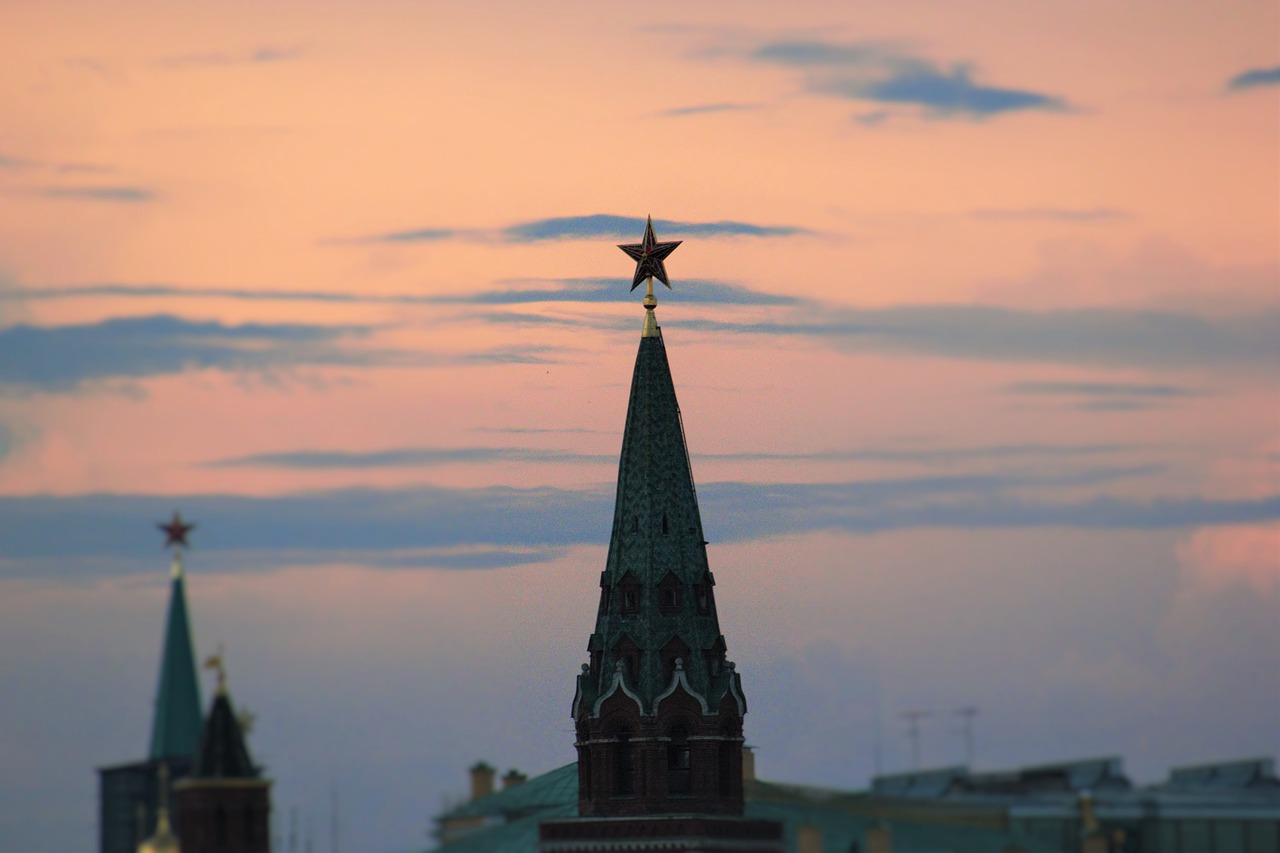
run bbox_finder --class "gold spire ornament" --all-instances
[203,645,227,695]
[137,763,180,853]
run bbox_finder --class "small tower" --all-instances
[540,218,782,852]
[174,652,271,853]
[99,514,205,853]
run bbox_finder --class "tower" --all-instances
[174,653,272,853]
[540,218,782,852]
[99,513,205,853]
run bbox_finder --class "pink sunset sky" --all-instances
[0,2,1277,851]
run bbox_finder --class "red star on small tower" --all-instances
[158,512,195,550]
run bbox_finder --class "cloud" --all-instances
[209,441,1133,470]
[0,314,375,392]
[0,422,13,462]
[4,470,1277,578]
[35,186,156,202]
[433,278,799,306]
[0,283,443,306]
[208,447,617,469]
[1005,381,1198,398]
[748,40,1070,119]
[353,214,811,245]
[0,154,37,170]
[657,102,762,117]
[484,303,1280,373]
[158,45,303,69]
[1226,66,1280,92]
[970,208,1130,223]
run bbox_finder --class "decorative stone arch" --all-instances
[659,635,692,686]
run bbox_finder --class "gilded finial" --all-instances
[203,644,227,695]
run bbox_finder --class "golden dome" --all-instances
[137,807,180,853]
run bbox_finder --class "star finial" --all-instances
[617,216,682,291]
[158,511,195,550]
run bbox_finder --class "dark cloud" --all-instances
[749,40,1070,119]
[36,186,156,202]
[435,277,799,307]
[6,468,1277,578]
[208,447,617,469]
[0,283,441,305]
[158,46,303,68]
[1005,381,1198,398]
[970,208,1130,222]
[501,214,808,241]
[354,214,811,245]
[0,314,374,392]
[480,303,1280,373]
[0,154,37,170]
[209,441,1133,470]
[1226,66,1280,92]
[657,102,762,117]
[0,423,13,462]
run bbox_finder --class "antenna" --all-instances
[954,706,979,765]
[330,780,340,853]
[900,710,933,770]
[288,806,298,853]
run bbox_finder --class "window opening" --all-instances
[668,726,692,796]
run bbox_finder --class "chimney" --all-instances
[469,761,495,801]
[502,769,527,790]
[742,745,756,782]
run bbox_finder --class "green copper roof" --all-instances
[577,327,744,714]
[148,561,203,760]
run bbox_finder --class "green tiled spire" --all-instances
[576,325,745,715]
[148,554,203,761]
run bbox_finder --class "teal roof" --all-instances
[578,327,744,714]
[148,565,203,760]
[428,764,1063,853]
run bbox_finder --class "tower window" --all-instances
[668,726,692,796]
[662,513,669,534]
[695,584,711,615]
[662,588,677,611]
[614,730,635,797]
[622,589,638,613]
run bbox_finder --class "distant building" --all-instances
[428,225,1280,853]
[99,521,271,853]
[99,548,204,853]
[430,754,1280,853]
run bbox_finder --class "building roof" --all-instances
[428,763,1067,853]
[576,323,744,716]
[148,556,203,761]
[191,689,257,779]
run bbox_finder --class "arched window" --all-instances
[614,729,635,797]
[667,726,692,796]
[243,802,255,844]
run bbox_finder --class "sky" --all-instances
[0,1,1277,851]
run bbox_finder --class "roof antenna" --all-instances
[900,710,933,770]
[953,706,979,766]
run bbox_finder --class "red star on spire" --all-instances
[158,511,195,549]
[618,216,682,290]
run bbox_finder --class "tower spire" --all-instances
[149,513,203,762]
[572,217,745,816]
